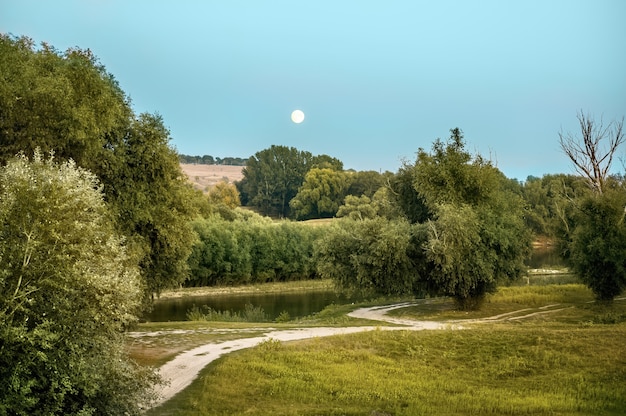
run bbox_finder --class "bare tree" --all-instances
[559,111,625,194]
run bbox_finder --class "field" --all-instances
[140,284,626,416]
[180,164,244,192]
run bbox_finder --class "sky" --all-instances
[1,1,625,180]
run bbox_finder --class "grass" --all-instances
[155,278,335,299]
[389,284,595,321]
[145,284,626,415]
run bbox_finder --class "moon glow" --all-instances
[291,109,305,124]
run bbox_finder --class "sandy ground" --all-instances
[145,301,570,409]
[180,164,244,192]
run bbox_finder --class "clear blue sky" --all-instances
[2,0,625,180]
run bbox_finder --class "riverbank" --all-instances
[155,279,335,300]
[141,286,626,415]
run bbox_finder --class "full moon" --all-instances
[291,109,305,124]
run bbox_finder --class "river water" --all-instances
[146,246,569,322]
[145,289,360,322]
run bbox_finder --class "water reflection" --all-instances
[145,290,357,322]
[526,245,566,269]
[148,246,570,322]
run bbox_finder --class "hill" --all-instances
[180,164,244,192]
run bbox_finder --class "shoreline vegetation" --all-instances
[136,281,626,416]
[155,267,572,301]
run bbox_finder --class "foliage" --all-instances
[207,181,241,209]
[388,162,431,223]
[423,204,494,309]
[178,154,247,165]
[187,215,322,286]
[0,35,131,170]
[522,173,594,239]
[336,195,377,220]
[237,145,342,217]
[290,168,351,219]
[336,188,403,220]
[315,218,418,295]
[0,35,199,298]
[0,152,158,415]
[345,170,389,198]
[101,113,199,297]
[413,129,532,308]
[568,190,626,301]
[186,304,269,322]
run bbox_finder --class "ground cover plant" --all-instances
[145,284,626,416]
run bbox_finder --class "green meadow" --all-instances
[145,284,626,416]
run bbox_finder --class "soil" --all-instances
[180,164,244,192]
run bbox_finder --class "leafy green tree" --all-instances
[238,145,312,217]
[568,190,626,301]
[0,151,158,415]
[336,188,402,221]
[336,195,377,220]
[238,145,343,217]
[0,34,199,298]
[315,218,416,295]
[187,214,320,286]
[290,168,351,219]
[208,182,241,209]
[187,216,251,286]
[423,204,497,309]
[345,170,388,198]
[0,35,131,171]
[414,129,531,309]
[389,162,431,223]
[555,113,626,301]
[101,114,198,297]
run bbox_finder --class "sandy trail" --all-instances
[147,301,564,408]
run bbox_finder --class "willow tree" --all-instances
[413,129,531,309]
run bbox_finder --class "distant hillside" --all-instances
[180,164,245,192]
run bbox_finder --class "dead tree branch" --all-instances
[558,111,625,194]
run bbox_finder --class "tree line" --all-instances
[1,33,625,414]
[178,154,247,165]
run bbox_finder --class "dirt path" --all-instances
[147,301,565,408]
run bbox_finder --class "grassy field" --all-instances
[145,284,626,415]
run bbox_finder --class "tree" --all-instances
[336,195,377,220]
[558,112,626,301]
[0,35,199,298]
[102,114,199,297]
[208,182,241,209]
[0,151,158,415]
[423,204,495,309]
[315,217,417,295]
[413,129,531,309]
[238,145,314,217]
[388,162,431,223]
[559,111,625,194]
[290,168,351,219]
[345,170,387,198]
[568,190,626,301]
[0,35,132,171]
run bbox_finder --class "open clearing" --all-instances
[141,299,592,409]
